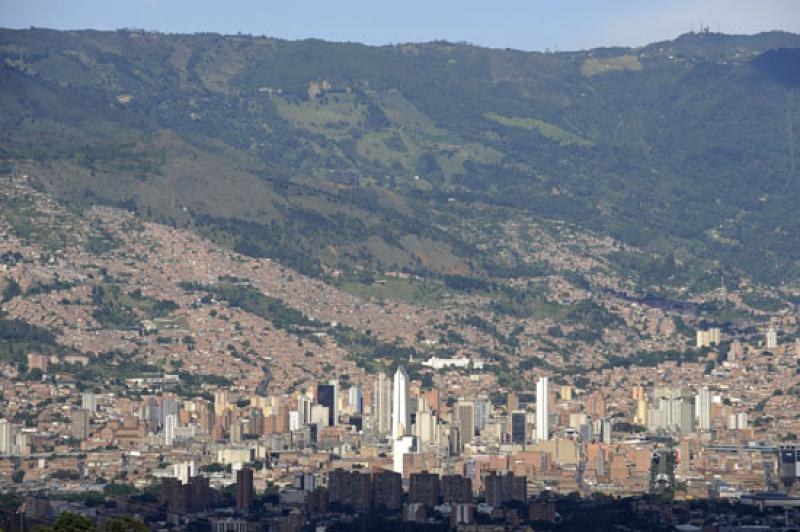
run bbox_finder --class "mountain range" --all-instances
[2,28,800,291]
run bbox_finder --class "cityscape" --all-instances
[2,2,800,531]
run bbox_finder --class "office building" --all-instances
[374,372,392,437]
[164,413,177,446]
[348,384,362,414]
[317,382,337,426]
[456,400,476,445]
[236,467,254,510]
[484,471,526,507]
[442,475,472,503]
[510,411,527,444]
[392,366,410,440]
[409,471,440,506]
[696,387,712,431]
[535,377,549,441]
[647,387,694,434]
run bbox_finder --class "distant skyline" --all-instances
[1,0,799,52]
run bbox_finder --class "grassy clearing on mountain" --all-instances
[483,112,592,146]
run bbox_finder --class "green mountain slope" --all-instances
[2,28,800,286]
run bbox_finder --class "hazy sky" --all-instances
[1,0,799,51]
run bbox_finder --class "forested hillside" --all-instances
[2,28,800,288]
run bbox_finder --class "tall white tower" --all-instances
[697,387,711,431]
[164,413,177,446]
[766,327,778,350]
[536,377,549,441]
[392,366,410,440]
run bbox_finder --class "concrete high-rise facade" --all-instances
[214,389,229,415]
[392,366,410,440]
[535,377,549,441]
[510,411,526,444]
[374,372,392,437]
[456,400,476,445]
[81,392,97,412]
[647,387,695,434]
[70,409,91,440]
[165,413,177,446]
[696,387,711,431]
[348,384,363,414]
[0,419,14,455]
[236,467,254,510]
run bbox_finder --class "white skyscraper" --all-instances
[392,366,410,440]
[697,387,711,431]
[289,411,301,432]
[0,419,14,455]
[164,413,177,446]
[535,377,549,441]
[766,327,778,350]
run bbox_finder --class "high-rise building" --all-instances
[647,387,694,434]
[214,389,229,415]
[779,445,800,487]
[317,383,337,427]
[456,400,476,445]
[70,409,91,440]
[474,398,489,431]
[288,411,301,432]
[484,471,526,507]
[506,392,519,413]
[409,471,440,506]
[348,385,363,414]
[635,399,649,425]
[173,461,195,485]
[393,435,417,475]
[81,392,97,412]
[164,413,177,446]
[372,469,402,511]
[579,422,593,443]
[728,341,744,362]
[374,372,392,437]
[441,475,472,503]
[599,417,612,444]
[696,327,721,348]
[535,377,549,441]
[310,405,329,427]
[696,387,711,431]
[298,394,312,426]
[415,410,438,445]
[0,419,15,455]
[236,467,254,510]
[510,411,527,444]
[560,385,573,402]
[392,366,410,440]
[631,385,646,401]
[766,327,778,350]
[728,412,748,430]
